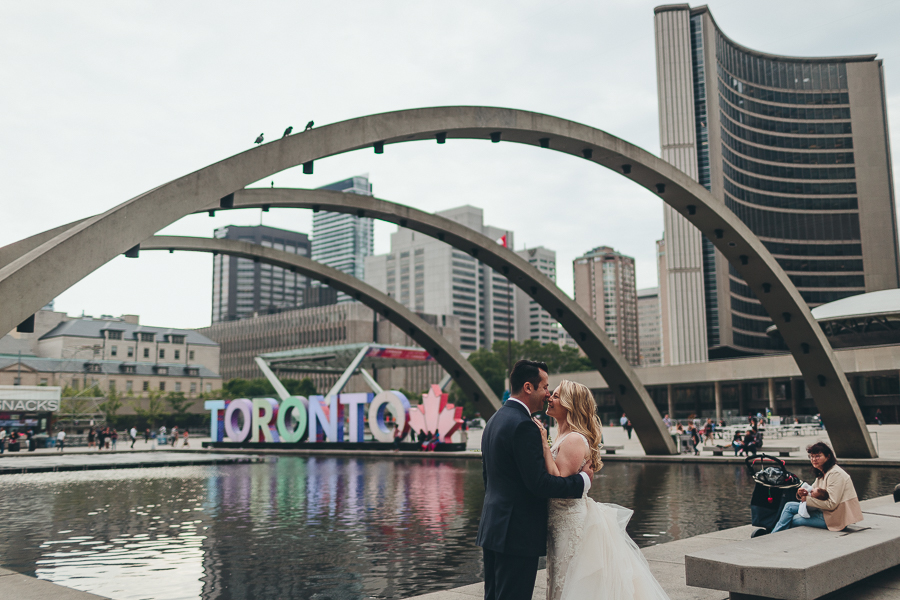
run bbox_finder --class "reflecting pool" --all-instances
[0,457,897,599]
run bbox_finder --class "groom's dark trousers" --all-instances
[476,400,586,600]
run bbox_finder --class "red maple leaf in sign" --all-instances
[408,384,463,441]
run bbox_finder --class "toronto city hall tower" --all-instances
[655,4,900,362]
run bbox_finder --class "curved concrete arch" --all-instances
[138,235,501,416]
[204,188,678,455]
[0,106,872,456]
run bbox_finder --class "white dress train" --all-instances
[546,432,670,600]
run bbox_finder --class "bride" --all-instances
[533,380,670,600]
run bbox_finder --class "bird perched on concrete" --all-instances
[305,121,314,131]
[282,126,293,138]
[254,133,264,144]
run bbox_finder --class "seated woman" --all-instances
[772,442,863,532]
[742,429,758,456]
[731,431,744,456]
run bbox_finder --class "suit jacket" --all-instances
[476,401,586,557]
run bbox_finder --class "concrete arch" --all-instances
[138,235,500,415]
[203,188,678,455]
[0,106,873,456]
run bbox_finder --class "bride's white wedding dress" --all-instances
[546,432,670,600]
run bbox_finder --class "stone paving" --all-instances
[0,449,261,474]
[0,567,108,600]
[467,424,900,463]
[403,497,900,600]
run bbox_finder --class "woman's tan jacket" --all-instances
[804,464,863,531]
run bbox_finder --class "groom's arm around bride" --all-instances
[477,359,593,600]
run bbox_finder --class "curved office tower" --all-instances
[655,4,899,360]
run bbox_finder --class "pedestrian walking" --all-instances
[144,428,151,444]
[182,430,190,448]
[620,413,633,439]
[0,427,6,454]
[111,429,118,450]
[171,426,179,447]
[87,427,96,449]
[130,426,138,449]
[875,409,883,425]
[56,428,66,452]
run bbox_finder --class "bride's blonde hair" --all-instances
[556,380,603,470]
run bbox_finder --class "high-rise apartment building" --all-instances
[515,247,559,344]
[312,175,374,302]
[211,225,311,323]
[573,246,639,365]
[655,4,900,358]
[637,287,662,366]
[365,205,515,353]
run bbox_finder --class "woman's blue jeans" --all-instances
[772,501,827,532]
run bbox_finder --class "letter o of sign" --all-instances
[368,390,411,443]
[277,396,308,443]
[224,398,253,442]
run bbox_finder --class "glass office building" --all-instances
[211,225,311,323]
[655,5,899,359]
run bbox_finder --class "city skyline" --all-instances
[4,2,900,329]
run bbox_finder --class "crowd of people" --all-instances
[0,427,37,453]
[0,423,193,453]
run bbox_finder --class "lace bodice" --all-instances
[549,431,590,471]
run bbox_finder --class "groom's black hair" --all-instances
[509,359,549,395]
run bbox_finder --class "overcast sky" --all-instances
[3,1,900,330]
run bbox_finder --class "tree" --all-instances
[166,392,195,427]
[98,388,123,426]
[60,394,91,419]
[131,390,167,428]
[219,377,317,399]
[285,378,316,397]
[449,340,594,416]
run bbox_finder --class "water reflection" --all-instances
[0,459,896,600]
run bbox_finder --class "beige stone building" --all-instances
[1,311,221,398]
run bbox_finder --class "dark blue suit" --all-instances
[476,400,586,600]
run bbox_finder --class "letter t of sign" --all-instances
[205,400,226,442]
[340,393,372,442]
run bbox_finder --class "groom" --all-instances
[477,359,593,600]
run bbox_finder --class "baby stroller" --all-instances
[746,454,801,537]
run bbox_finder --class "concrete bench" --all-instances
[704,445,732,456]
[602,445,624,454]
[684,496,900,599]
[759,446,798,457]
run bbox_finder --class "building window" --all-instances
[39,378,48,385]
[13,377,21,385]
[189,350,195,360]
[159,382,166,391]
[109,380,116,392]
[175,382,181,392]
[205,383,212,393]
[140,333,154,342]
[126,380,133,392]
[111,345,118,357]
[107,330,122,340]
[127,347,134,358]
[170,335,185,344]
[174,350,180,360]
[143,348,150,358]
[159,349,165,359]
[143,381,149,391]
[190,383,197,394]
